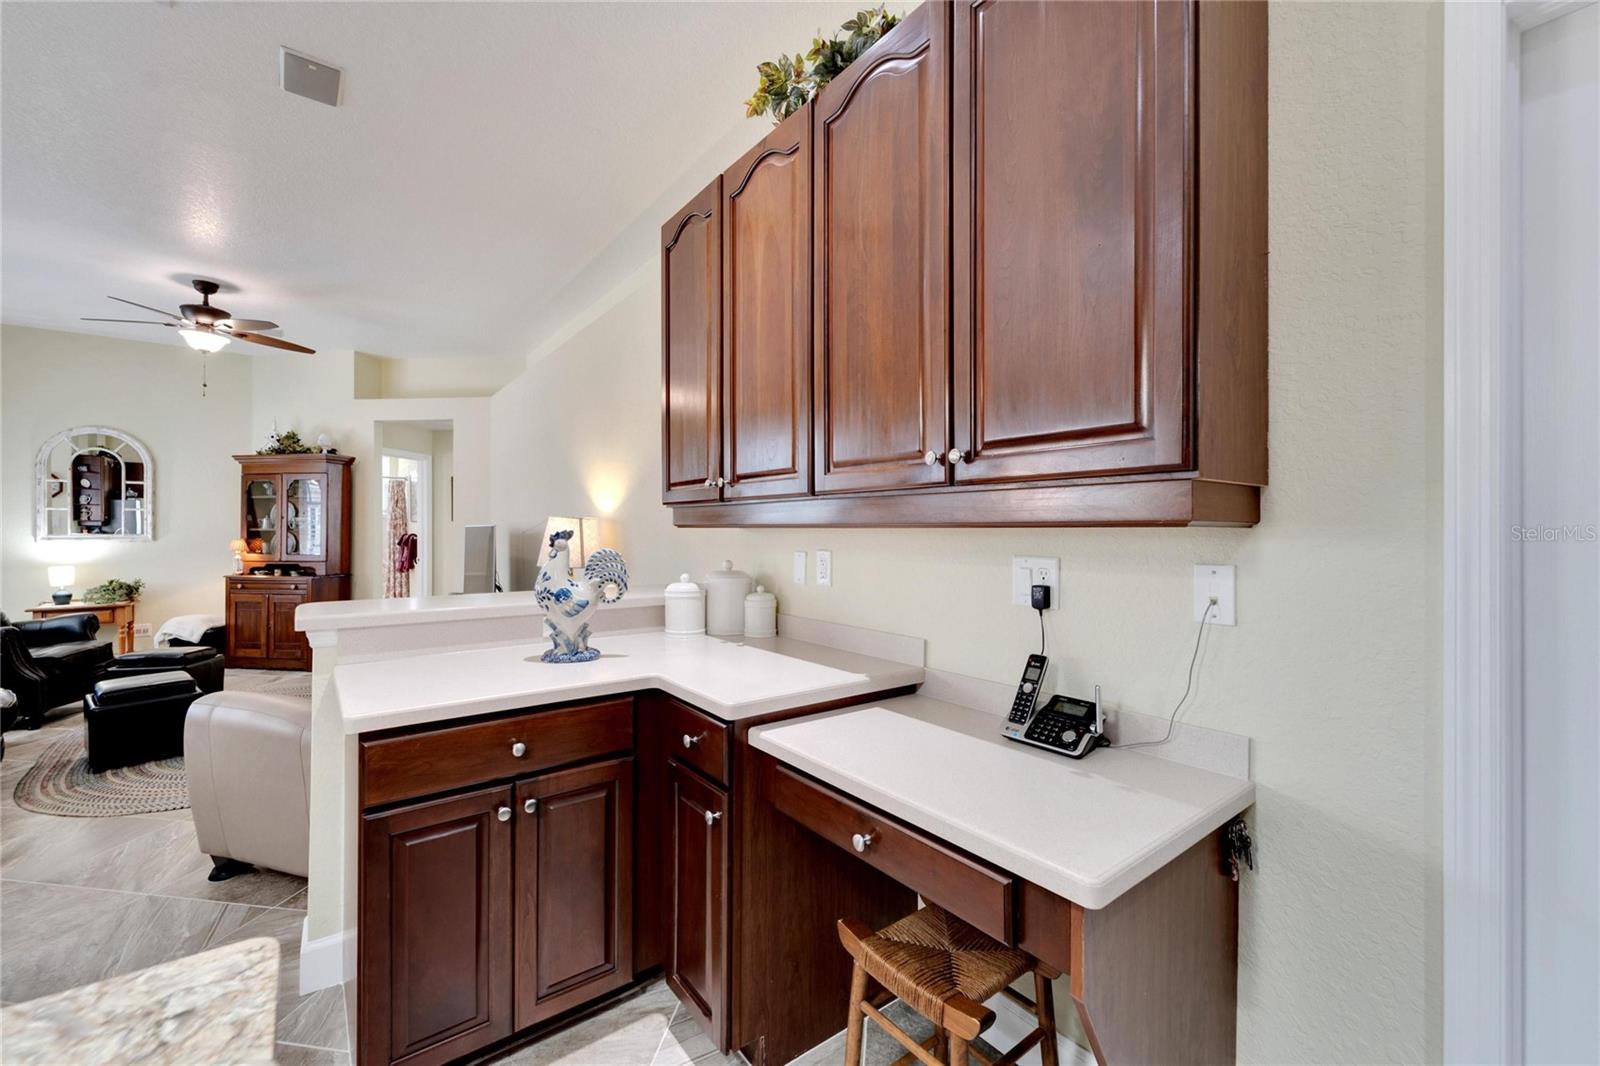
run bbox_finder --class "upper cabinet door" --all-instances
[721,106,813,500]
[951,0,1191,484]
[812,4,951,494]
[662,177,723,503]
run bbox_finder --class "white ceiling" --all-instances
[1,1,861,360]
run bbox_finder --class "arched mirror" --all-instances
[35,426,155,540]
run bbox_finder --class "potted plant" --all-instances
[84,578,145,604]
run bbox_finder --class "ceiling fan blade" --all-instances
[217,318,278,332]
[81,317,178,326]
[230,330,315,355]
[107,296,184,320]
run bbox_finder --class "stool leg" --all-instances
[844,962,868,1066]
[1034,969,1059,1066]
[948,1032,969,1066]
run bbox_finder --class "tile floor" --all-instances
[0,680,990,1066]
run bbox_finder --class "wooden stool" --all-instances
[837,907,1059,1066]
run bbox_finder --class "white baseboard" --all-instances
[299,919,355,996]
[985,988,1095,1066]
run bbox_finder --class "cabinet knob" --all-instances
[704,809,722,827]
[523,798,538,814]
[947,449,967,465]
[715,477,727,487]
[682,733,705,749]
[704,478,715,488]
[851,831,875,853]
[511,741,527,758]
[497,806,512,822]
[923,450,940,466]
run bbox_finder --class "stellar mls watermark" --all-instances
[1511,524,1599,543]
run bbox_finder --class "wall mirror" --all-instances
[35,426,155,540]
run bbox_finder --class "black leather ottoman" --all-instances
[97,646,225,694]
[83,671,202,772]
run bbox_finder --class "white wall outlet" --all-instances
[1193,564,1236,625]
[792,551,807,585]
[815,550,833,587]
[1011,556,1061,609]
[132,623,153,638]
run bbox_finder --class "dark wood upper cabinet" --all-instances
[952,0,1189,483]
[721,106,814,500]
[661,176,723,503]
[811,2,951,494]
[667,760,729,1047]
[514,757,634,1028]
[359,785,513,1066]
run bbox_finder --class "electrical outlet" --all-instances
[132,623,153,638]
[1193,564,1236,625]
[815,550,833,587]
[793,551,807,584]
[1011,556,1060,609]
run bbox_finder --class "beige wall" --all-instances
[490,4,1445,1060]
[0,325,253,640]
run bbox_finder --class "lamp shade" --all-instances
[47,565,75,588]
[541,516,601,567]
[230,538,249,554]
[179,327,230,353]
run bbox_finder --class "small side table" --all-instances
[27,600,137,655]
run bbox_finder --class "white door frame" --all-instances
[1442,2,1594,1060]
[381,447,432,596]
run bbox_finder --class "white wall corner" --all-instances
[299,918,355,996]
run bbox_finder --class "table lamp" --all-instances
[541,516,601,568]
[230,538,249,573]
[47,565,76,605]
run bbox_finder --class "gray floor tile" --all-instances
[0,809,170,884]
[275,1044,352,1066]
[493,981,678,1065]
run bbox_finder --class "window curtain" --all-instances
[384,478,411,598]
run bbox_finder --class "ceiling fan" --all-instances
[82,278,315,354]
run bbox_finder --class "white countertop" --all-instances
[750,695,1254,910]
[334,630,924,733]
[298,587,667,633]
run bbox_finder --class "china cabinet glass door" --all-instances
[244,477,281,559]
[283,475,327,560]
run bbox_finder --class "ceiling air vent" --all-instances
[280,47,342,107]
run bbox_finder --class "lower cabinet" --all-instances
[514,757,634,1027]
[359,785,514,1066]
[666,758,730,1047]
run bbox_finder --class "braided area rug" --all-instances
[12,732,187,817]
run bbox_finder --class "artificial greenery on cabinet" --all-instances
[745,6,902,123]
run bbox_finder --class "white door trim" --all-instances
[1442,3,1594,1061]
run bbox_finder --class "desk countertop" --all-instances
[334,630,925,733]
[750,694,1254,910]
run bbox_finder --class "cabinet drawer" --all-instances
[765,762,1014,942]
[362,698,634,808]
[660,698,729,785]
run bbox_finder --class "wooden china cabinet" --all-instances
[225,453,354,670]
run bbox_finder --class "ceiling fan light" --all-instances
[180,327,230,353]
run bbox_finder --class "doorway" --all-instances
[376,420,455,597]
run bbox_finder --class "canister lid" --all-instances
[704,559,751,585]
[745,584,776,604]
[665,573,702,598]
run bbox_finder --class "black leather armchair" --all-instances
[1,611,113,730]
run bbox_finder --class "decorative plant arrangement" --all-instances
[85,578,145,604]
[257,428,336,455]
[745,6,902,124]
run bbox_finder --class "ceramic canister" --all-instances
[664,573,706,636]
[703,560,753,637]
[744,585,777,638]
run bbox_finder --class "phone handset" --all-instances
[1006,653,1048,726]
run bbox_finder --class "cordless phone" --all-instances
[1020,690,1104,759]
[1003,654,1048,735]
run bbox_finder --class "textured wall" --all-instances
[490,3,1445,1059]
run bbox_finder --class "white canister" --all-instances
[664,573,706,636]
[744,585,777,638]
[703,560,753,637]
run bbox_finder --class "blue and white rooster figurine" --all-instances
[533,530,629,663]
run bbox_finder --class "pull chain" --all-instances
[201,354,208,398]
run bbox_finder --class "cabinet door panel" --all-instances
[280,473,329,561]
[667,760,729,1047]
[359,785,512,1066]
[227,590,268,663]
[953,0,1190,482]
[267,592,307,665]
[514,757,634,1027]
[722,107,812,500]
[813,4,951,493]
[662,177,723,503]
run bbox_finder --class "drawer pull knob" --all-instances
[511,741,527,758]
[852,831,875,853]
[496,806,512,822]
[682,733,705,749]
[704,809,722,827]
[523,798,538,814]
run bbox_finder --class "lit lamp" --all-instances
[541,516,601,568]
[179,326,230,353]
[230,538,249,573]
[47,565,76,605]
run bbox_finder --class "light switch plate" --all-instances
[816,550,832,587]
[1193,564,1236,625]
[793,551,807,584]
[1011,556,1060,609]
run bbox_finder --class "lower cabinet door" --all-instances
[226,589,268,663]
[266,591,308,666]
[666,760,730,1047]
[359,785,513,1066]
[514,756,635,1027]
